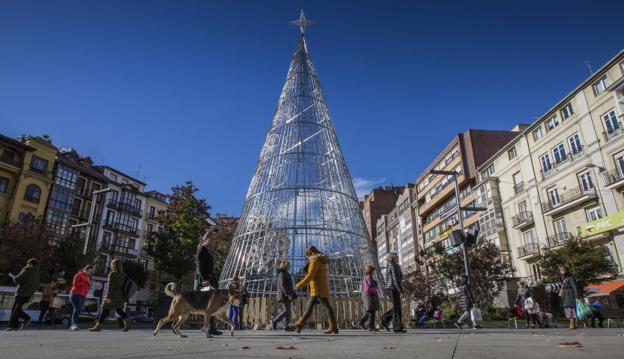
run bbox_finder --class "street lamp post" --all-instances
[429,170,470,281]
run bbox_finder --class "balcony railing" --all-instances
[513,182,525,194]
[518,242,540,258]
[546,232,574,248]
[603,168,624,187]
[103,222,140,238]
[99,239,138,258]
[540,147,585,180]
[107,200,142,218]
[603,124,623,142]
[541,188,598,214]
[512,211,534,228]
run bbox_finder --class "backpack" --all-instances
[122,275,138,301]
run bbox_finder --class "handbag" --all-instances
[433,309,443,321]
[363,278,379,296]
[470,308,482,322]
[576,300,591,320]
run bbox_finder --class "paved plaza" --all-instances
[1,327,623,359]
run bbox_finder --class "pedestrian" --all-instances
[6,258,40,331]
[515,280,536,328]
[69,264,92,330]
[380,252,406,333]
[358,265,380,331]
[227,276,244,334]
[590,300,604,328]
[293,245,338,334]
[195,231,222,336]
[271,260,297,332]
[559,266,578,330]
[89,260,130,332]
[454,274,477,329]
[238,283,248,330]
[38,279,58,327]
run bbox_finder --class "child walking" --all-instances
[227,276,244,336]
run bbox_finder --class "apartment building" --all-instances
[361,186,404,248]
[142,190,169,268]
[475,50,624,282]
[0,135,57,224]
[415,129,520,270]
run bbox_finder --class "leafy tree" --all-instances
[402,269,444,309]
[429,240,513,309]
[146,181,210,282]
[121,260,149,288]
[538,237,616,297]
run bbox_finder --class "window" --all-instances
[532,126,544,141]
[71,198,82,217]
[18,212,32,225]
[76,177,86,196]
[24,184,41,203]
[518,201,528,213]
[593,75,609,96]
[552,143,568,164]
[146,223,154,237]
[540,153,552,172]
[617,153,624,175]
[55,164,79,189]
[561,103,574,119]
[49,187,73,211]
[482,165,495,180]
[586,205,603,221]
[568,133,582,154]
[105,210,115,225]
[522,230,535,245]
[1,150,18,165]
[554,218,567,235]
[546,115,560,131]
[30,155,48,174]
[578,172,594,192]
[508,147,517,160]
[0,176,8,193]
[46,210,69,233]
[548,187,560,206]
[90,182,101,196]
[513,171,523,193]
[149,206,156,219]
[602,110,620,133]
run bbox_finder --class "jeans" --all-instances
[98,308,127,323]
[457,310,475,327]
[70,294,85,326]
[359,310,376,329]
[381,289,403,330]
[38,301,55,325]
[9,296,31,329]
[300,296,336,324]
[228,305,239,328]
[273,301,292,328]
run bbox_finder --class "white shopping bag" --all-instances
[470,308,482,322]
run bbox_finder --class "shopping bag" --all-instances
[433,309,443,321]
[515,303,523,317]
[470,308,482,322]
[576,300,591,320]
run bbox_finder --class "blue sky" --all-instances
[1,0,623,215]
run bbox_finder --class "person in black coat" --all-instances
[455,274,477,329]
[195,231,222,335]
[271,260,297,331]
[380,253,405,333]
[559,266,579,330]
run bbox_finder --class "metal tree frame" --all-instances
[219,14,382,299]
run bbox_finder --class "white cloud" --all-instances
[352,177,387,199]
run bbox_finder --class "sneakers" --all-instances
[70,324,79,331]
[380,320,390,332]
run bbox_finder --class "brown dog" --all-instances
[153,282,231,338]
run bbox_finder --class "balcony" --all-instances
[517,242,540,259]
[546,232,574,248]
[107,200,142,218]
[540,147,585,180]
[99,239,138,258]
[103,222,140,238]
[513,182,525,194]
[603,168,624,189]
[603,123,623,142]
[541,188,598,216]
[512,211,534,229]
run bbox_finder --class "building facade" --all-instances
[360,186,404,249]
[476,50,624,282]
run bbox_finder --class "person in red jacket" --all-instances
[69,265,92,330]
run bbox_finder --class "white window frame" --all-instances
[568,133,582,154]
[522,229,535,245]
[553,217,567,235]
[548,187,560,206]
[617,153,624,175]
[602,109,620,133]
[586,205,603,221]
[561,103,574,120]
[540,153,552,172]
[552,143,568,164]
[593,75,609,96]
[533,126,544,141]
[546,115,560,131]
[508,147,517,160]
[578,171,594,192]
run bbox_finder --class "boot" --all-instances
[324,319,339,334]
[88,322,102,332]
[293,318,305,333]
[122,318,131,332]
[568,319,576,330]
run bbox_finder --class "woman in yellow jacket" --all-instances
[293,246,338,334]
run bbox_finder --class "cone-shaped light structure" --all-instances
[220,15,382,297]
